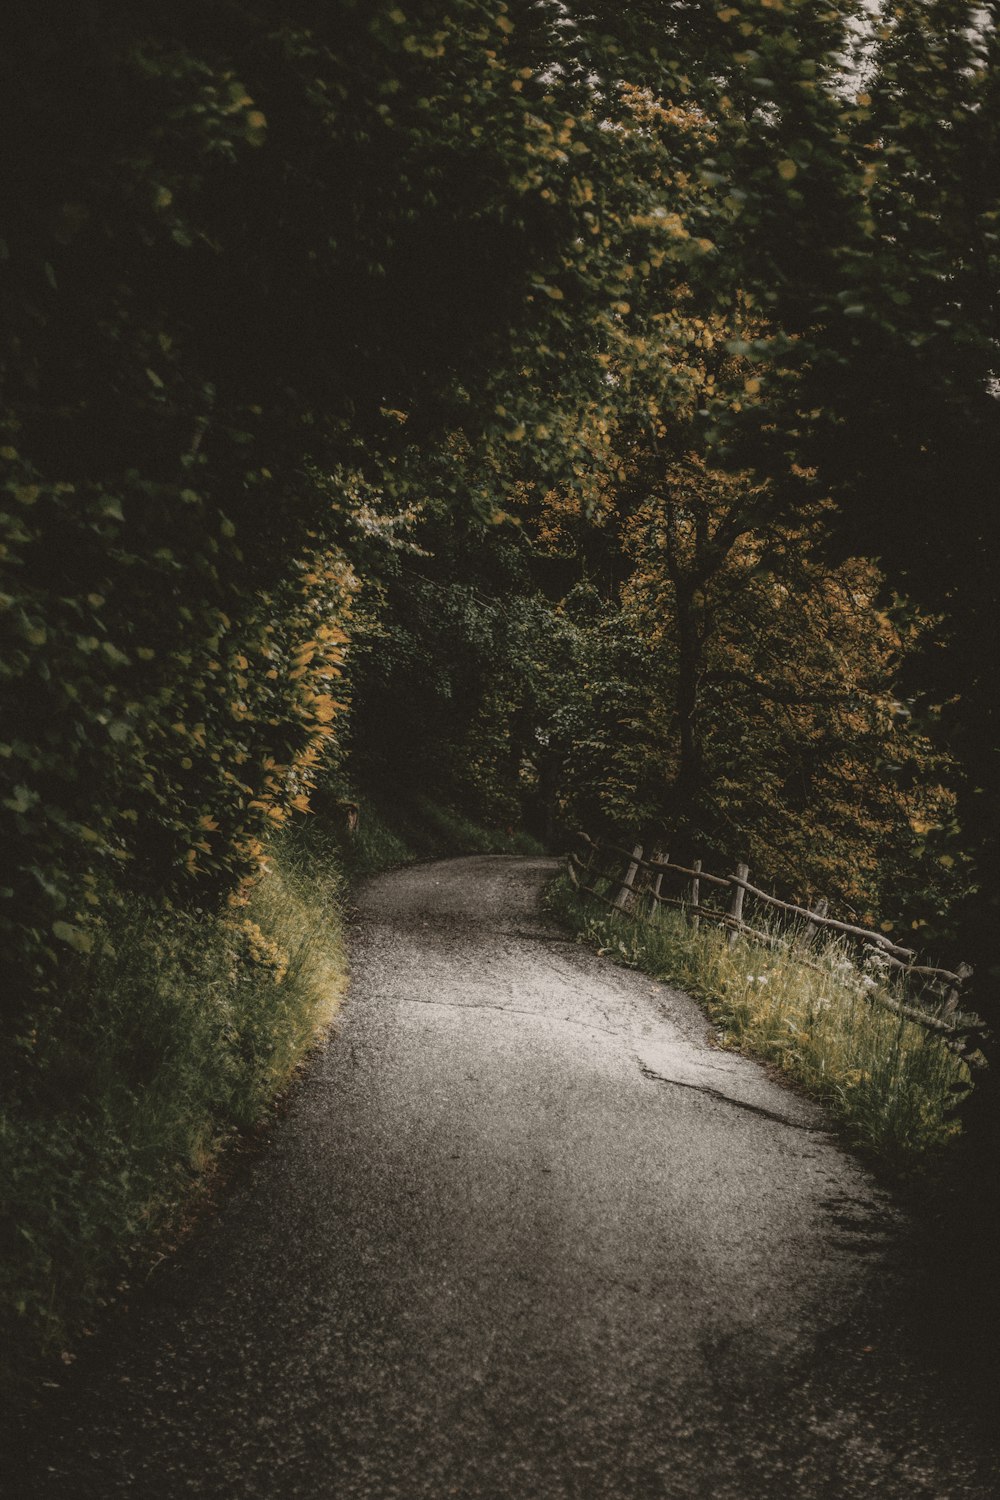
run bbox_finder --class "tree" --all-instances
[0,0,725,1011]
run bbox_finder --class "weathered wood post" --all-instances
[728,863,749,948]
[615,844,643,913]
[336,799,360,836]
[690,858,702,931]
[804,896,828,946]
[944,961,974,1015]
[650,850,668,917]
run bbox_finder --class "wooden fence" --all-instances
[568,832,987,1064]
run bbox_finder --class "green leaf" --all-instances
[52,920,93,954]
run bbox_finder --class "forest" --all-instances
[1,0,998,1392]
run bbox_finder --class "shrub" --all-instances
[0,827,347,1396]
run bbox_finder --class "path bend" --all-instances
[14,855,1000,1498]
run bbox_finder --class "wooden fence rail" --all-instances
[568,832,986,1063]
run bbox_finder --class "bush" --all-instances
[0,827,347,1396]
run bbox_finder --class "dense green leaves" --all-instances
[1,0,995,1068]
[1,0,721,1014]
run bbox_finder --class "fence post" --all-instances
[728,863,749,947]
[650,850,668,907]
[580,835,598,878]
[690,858,701,931]
[615,844,644,912]
[804,896,828,946]
[944,961,973,1015]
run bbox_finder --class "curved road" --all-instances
[14,856,1000,1497]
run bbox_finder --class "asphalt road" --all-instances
[11,855,1000,1498]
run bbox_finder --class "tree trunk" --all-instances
[671,582,704,851]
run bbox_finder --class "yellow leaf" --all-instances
[245,110,267,144]
[311,695,337,723]
[777,158,798,180]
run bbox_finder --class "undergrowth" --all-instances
[546,875,972,1177]
[341,793,543,879]
[0,825,347,1398]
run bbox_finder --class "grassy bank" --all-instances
[546,875,972,1177]
[1,826,348,1398]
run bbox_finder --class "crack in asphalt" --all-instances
[637,1061,827,1133]
[497,928,581,946]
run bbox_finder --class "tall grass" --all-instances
[1,827,348,1396]
[546,876,971,1176]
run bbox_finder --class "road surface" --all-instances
[12,855,1000,1497]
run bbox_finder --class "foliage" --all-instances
[0,826,347,1395]
[1,504,357,1020]
[616,462,960,918]
[495,454,958,927]
[696,0,1000,990]
[0,0,720,1020]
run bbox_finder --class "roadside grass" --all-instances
[545,875,971,1177]
[1,825,347,1398]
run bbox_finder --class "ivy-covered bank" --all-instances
[0,826,344,1396]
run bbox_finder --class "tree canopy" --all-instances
[2,0,997,1079]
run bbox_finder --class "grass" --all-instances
[1,825,348,1398]
[546,874,973,1177]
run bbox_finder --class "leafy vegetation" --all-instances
[0,825,347,1395]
